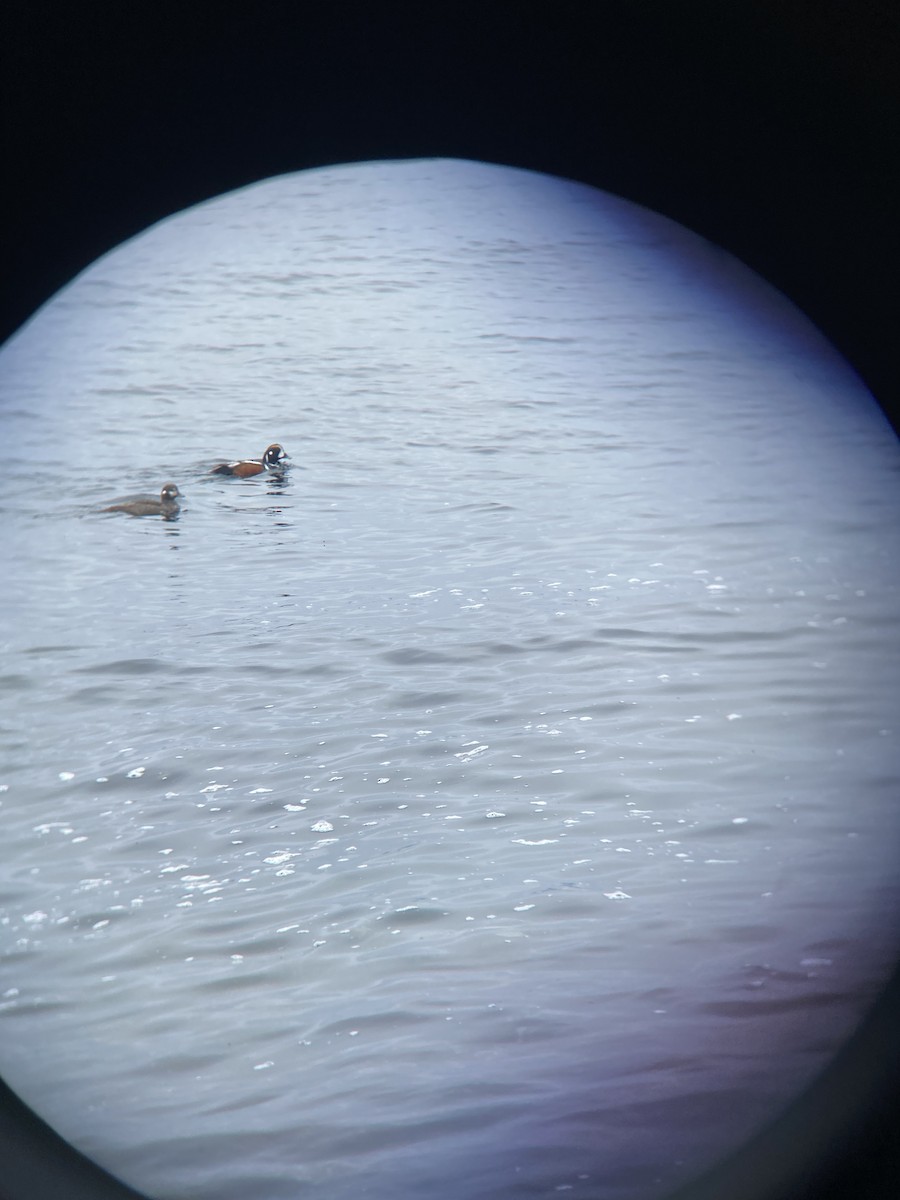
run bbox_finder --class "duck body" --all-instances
[210,443,288,477]
[104,483,182,517]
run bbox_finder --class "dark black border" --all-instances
[1,4,898,1199]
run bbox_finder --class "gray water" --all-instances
[1,158,898,1200]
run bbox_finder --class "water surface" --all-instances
[1,158,898,1200]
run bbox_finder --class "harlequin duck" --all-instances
[104,483,182,518]
[210,443,288,477]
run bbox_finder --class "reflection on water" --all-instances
[0,158,899,1200]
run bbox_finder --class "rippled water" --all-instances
[1,159,899,1200]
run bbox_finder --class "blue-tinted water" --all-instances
[1,159,898,1200]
